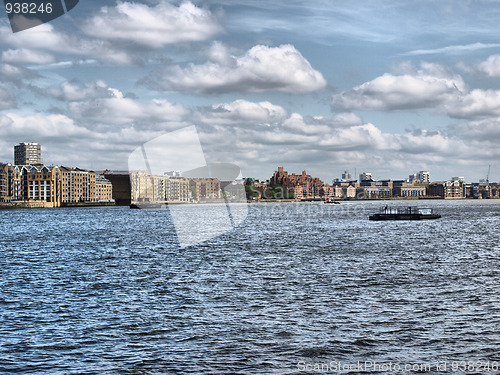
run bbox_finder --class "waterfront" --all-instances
[1,200,500,374]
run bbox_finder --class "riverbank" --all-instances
[0,201,116,210]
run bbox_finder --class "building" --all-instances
[359,172,372,182]
[129,171,190,203]
[190,178,221,201]
[96,175,114,202]
[26,165,61,206]
[408,171,430,184]
[429,179,466,199]
[341,170,353,181]
[357,185,391,198]
[418,171,430,183]
[269,167,324,199]
[60,166,96,203]
[393,181,427,197]
[0,163,21,202]
[103,171,131,206]
[14,142,41,166]
[166,177,190,202]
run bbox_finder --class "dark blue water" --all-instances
[1,201,500,374]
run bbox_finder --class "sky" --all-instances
[1,0,500,183]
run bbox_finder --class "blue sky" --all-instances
[1,0,500,182]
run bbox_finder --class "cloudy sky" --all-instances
[1,0,500,182]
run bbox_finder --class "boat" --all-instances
[324,199,340,204]
[369,206,441,221]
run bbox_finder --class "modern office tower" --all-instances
[14,142,41,165]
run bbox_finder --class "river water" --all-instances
[1,200,500,374]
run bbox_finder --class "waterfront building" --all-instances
[130,170,156,203]
[345,185,356,198]
[129,171,190,203]
[270,167,324,199]
[357,185,391,199]
[466,183,500,199]
[96,175,114,202]
[103,171,131,206]
[25,165,61,207]
[320,186,336,199]
[429,179,466,199]
[167,177,190,202]
[293,185,304,200]
[190,178,221,201]
[0,163,21,202]
[14,142,41,166]
[393,181,427,197]
[1,163,60,206]
[60,166,97,203]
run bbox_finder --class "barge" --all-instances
[369,206,441,221]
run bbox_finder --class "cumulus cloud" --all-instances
[448,89,500,118]
[82,1,221,48]
[142,44,327,94]
[478,55,500,77]
[0,63,36,82]
[195,99,287,125]
[0,113,92,138]
[450,118,500,142]
[331,63,465,112]
[47,81,112,102]
[0,112,172,168]
[68,88,188,126]
[0,22,137,65]
[2,48,56,65]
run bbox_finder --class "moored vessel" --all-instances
[369,206,441,220]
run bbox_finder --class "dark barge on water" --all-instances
[369,206,441,221]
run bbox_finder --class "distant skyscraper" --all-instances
[14,142,41,165]
[341,170,352,181]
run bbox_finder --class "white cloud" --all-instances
[451,118,500,142]
[331,64,465,112]
[195,99,287,125]
[2,48,55,65]
[82,1,222,48]
[47,81,111,101]
[0,22,136,65]
[0,63,35,81]
[143,44,327,94]
[448,89,500,118]
[478,54,500,77]
[68,92,188,126]
[0,113,92,138]
[403,42,500,56]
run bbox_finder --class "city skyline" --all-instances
[0,1,500,182]
[1,142,496,185]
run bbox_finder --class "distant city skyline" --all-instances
[0,1,500,182]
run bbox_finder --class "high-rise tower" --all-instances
[14,142,41,165]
